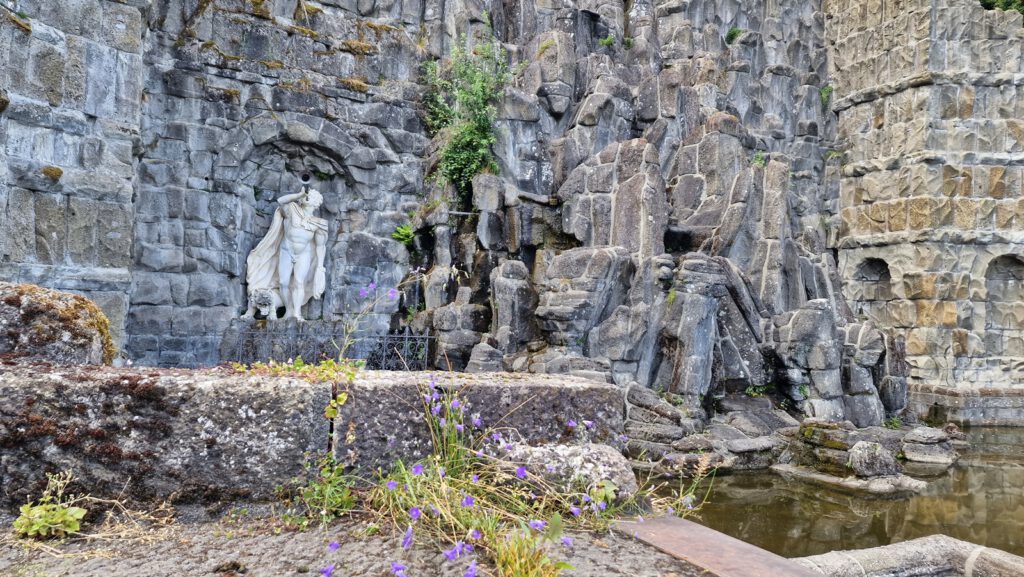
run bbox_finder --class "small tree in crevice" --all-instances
[422,22,511,203]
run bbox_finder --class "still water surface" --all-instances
[692,427,1024,558]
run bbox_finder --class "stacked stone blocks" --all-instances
[830,0,1024,393]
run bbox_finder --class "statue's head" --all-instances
[303,188,323,209]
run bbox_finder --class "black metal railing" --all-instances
[224,328,434,371]
[131,329,434,371]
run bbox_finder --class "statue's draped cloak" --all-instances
[246,202,328,307]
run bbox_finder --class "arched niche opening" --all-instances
[854,258,893,301]
[984,254,1024,332]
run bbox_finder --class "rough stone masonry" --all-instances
[1,0,1022,426]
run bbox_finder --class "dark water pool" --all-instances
[691,427,1024,558]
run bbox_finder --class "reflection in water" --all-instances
[692,427,1024,558]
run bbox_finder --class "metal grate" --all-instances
[223,328,434,371]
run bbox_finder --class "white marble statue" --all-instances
[243,187,328,321]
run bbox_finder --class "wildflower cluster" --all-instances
[368,381,590,577]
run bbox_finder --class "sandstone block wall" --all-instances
[829,0,1024,401]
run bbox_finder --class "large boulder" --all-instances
[0,283,115,365]
[500,442,640,501]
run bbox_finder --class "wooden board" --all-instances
[613,516,823,577]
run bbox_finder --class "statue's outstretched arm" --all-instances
[277,189,306,205]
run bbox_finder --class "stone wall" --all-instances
[0,0,145,348]
[828,0,1024,404]
[0,363,623,511]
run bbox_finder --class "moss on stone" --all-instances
[339,77,370,93]
[40,166,63,181]
[7,13,32,33]
[260,59,285,69]
[4,283,115,365]
[287,25,320,39]
[340,39,376,55]
[361,20,397,38]
[293,1,323,20]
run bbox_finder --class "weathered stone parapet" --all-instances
[796,534,1024,577]
[332,371,625,473]
[0,364,330,512]
[908,382,1024,426]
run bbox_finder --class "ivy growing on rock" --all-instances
[422,22,511,201]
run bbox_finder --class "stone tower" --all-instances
[829,0,1024,422]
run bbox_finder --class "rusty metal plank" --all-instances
[613,516,822,577]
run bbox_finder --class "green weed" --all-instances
[13,471,86,539]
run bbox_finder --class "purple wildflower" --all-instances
[567,419,577,428]
[429,505,440,516]
[386,480,398,491]
[409,507,422,520]
[444,541,467,561]
[391,561,407,577]
[582,495,591,503]
[561,536,574,548]
[320,564,336,577]
[368,282,377,290]
[438,467,445,478]
[402,525,414,550]
[461,494,475,508]
[515,466,527,479]
[431,390,441,401]
[439,417,447,427]
[451,399,461,409]
[431,404,442,416]
[472,415,482,428]
[387,288,399,300]
[667,506,675,515]
[682,494,695,510]
[528,520,547,531]
[455,424,464,433]
[465,560,478,577]
[469,528,482,540]
[471,474,479,482]
[328,541,340,551]
[598,501,607,511]
[504,443,513,451]
[359,287,370,298]
[491,432,502,442]
[569,506,581,517]
[411,463,424,476]
[583,420,594,430]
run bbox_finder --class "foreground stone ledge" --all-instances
[795,534,1024,577]
[0,363,329,512]
[333,371,625,472]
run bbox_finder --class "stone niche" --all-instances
[127,111,414,367]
